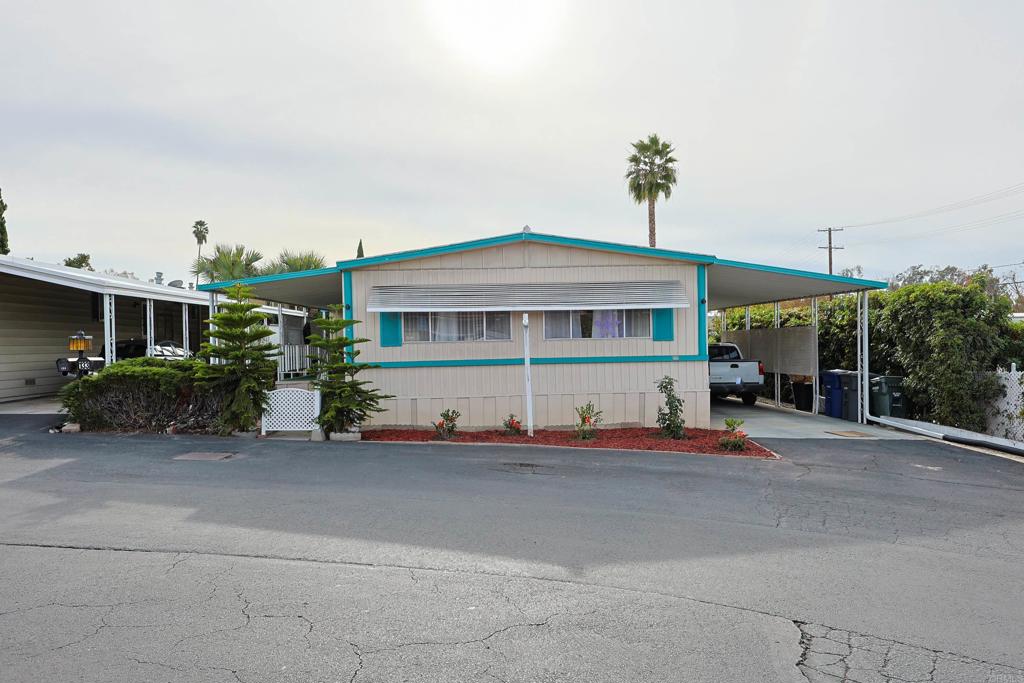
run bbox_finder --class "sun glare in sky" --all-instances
[421,0,568,76]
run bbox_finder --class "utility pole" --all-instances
[817,227,844,274]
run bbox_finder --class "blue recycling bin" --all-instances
[822,371,845,418]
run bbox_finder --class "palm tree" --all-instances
[260,249,327,275]
[625,134,678,247]
[191,220,209,286]
[191,244,264,284]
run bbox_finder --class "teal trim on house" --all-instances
[197,266,340,291]
[342,270,354,358]
[651,309,675,342]
[711,258,888,289]
[334,231,717,270]
[370,354,708,369]
[379,312,402,347]
[697,264,707,356]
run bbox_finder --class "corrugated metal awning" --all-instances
[366,281,688,312]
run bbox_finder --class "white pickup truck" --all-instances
[709,343,765,406]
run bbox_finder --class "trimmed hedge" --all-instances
[59,358,230,433]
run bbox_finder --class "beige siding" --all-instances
[0,273,202,402]
[350,241,711,429]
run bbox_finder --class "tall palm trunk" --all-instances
[195,245,201,287]
[647,196,657,247]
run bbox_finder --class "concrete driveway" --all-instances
[1,414,1023,682]
[711,397,918,440]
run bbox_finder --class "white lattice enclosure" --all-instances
[262,388,321,435]
[987,369,1024,442]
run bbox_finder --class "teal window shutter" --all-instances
[380,312,402,347]
[651,308,674,342]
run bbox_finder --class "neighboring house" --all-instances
[0,256,305,402]
[200,230,885,430]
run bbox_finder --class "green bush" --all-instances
[59,358,227,432]
[655,375,686,439]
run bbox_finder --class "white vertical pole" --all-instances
[745,306,751,330]
[811,297,819,415]
[182,303,190,355]
[277,302,285,381]
[855,293,863,423]
[522,313,534,437]
[103,293,115,365]
[773,301,781,406]
[208,292,218,363]
[862,291,871,423]
[145,299,155,357]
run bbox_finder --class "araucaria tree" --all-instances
[625,134,678,247]
[307,306,390,436]
[196,284,279,434]
[0,187,9,255]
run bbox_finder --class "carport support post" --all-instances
[145,298,155,357]
[861,291,871,424]
[181,303,190,355]
[103,293,116,365]
[277,302,285,381]
[522,313,534,437]
[773,302,781,406]
[745,306,751,330]
[811,297,819,415]
[208,292,218,363]
[856,292,863,423]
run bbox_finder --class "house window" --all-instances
[402,312,512,342]
[544,310,651,339]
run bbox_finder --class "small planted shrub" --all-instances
[719,417,748,451]
[655,375,686,439]
[434,408,461,440]
[574,401,602,440]
[502,413,523,435]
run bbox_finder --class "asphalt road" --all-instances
[1,414,1023,682]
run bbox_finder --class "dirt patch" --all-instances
[361,427,772,457]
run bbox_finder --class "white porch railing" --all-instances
[277,344,325,379]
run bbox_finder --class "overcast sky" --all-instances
[2,1,1022,283]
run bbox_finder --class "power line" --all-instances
[844,208,1024,248]
[838,180,1024,230]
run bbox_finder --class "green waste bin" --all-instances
[870,376,907,418]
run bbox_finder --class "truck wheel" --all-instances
[741,392,757,406]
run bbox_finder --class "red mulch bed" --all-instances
[361,427,772,457]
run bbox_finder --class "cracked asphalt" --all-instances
[1,414,1023,682]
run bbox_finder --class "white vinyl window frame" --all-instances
[402,311,513,343]
[543,309,653,340]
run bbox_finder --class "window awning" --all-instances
[366,281,688,312]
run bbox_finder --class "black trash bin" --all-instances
[870,376,907,418]
[839,372,861,422]
[792,382,814,412]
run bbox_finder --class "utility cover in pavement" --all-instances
[173,452,236,461]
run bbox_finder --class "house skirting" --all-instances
[361,360,711,430]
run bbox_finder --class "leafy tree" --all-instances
[655,375,686,439]
[63,253,94,270]
[877,276,1011,431]
[307,305,390,436]
[0,187,9,255]
[259,249,326,275]
[625,134,678,247]
[191,220,209,287]
[192,244,263,284]
[196,284,279,434]
[356,239,364,258]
